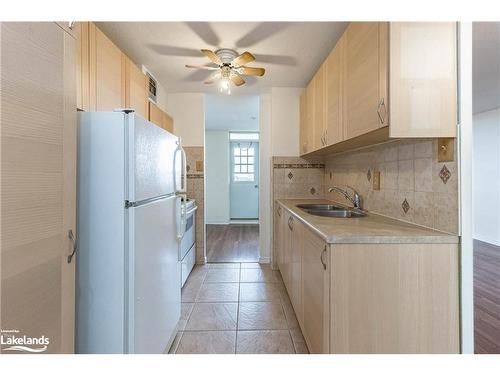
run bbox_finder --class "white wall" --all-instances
[270,87,302,157]
[205,130,230,224]
[473,107,500,246]
[166,93,205,146]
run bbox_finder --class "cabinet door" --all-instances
[1,22,77,353]
[389,22,457,138]
[305,79,315,153]
[289,215,303,325]
[148,101,163,128]
[75,22,90,111]
[90,23,125,110]
[281,211,292,294]
[301,227,329,353]
[343,22,387,139]
[125,57,149,119]
[274,204,284,271]
[299,91,308,155]
[162,111,174,133]
[325,36,343,146]
[313,63,326,151]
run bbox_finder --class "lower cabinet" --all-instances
[277,206,327,353]
[301,225,330,354]
[274,202,460,354]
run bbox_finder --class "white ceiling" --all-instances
[205,95,259,131]
[473,22,500,114]
[96,22,348,94]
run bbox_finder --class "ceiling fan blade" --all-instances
[231,51,255,67]
[230,74,246,87]
[201,49,222,65]
[237,66,265,77]
[185,64,219,71]
[204,71,221,84]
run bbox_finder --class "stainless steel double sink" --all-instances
[296,203,367,218]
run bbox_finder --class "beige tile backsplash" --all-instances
[272,157,326,201]
[185,146,206,263]
[271,139,458,234]
[324,139,458,234]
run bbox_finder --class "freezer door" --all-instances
[127,114,178,201]
[127,195,181,353]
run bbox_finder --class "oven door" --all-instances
[179,206,196,261]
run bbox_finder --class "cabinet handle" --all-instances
[320,245,327,270]
[68,21,75,30]
[67,229,78,264]
[288,216,294,231]
[277,205,282,217]
[377,98,386,125]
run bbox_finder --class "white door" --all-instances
[230,141,259,220]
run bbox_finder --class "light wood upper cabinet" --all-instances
[75,22,90,111]
[301,226,330,354]
[305,80,315,153]
[162,111,174,133]
[89,23,126,111]
[325,35,344,146]
[313,63,326,151]
[148,101,163,127]
[343,22,388,139]
[124,57,149,119]
[389,22,457,138]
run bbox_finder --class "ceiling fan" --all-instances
[185,49,266,92]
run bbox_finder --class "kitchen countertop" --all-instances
[276,199,459,244]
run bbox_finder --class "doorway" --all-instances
[204,95,260,263]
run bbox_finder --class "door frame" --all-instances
[458,21,474,354]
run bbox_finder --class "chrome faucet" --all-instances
[328,186,362,210]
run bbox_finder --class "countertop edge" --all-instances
[276,199,460,245]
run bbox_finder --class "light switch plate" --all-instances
[196,160,204,172]
[372,171,381,190]
[438,138,454,162]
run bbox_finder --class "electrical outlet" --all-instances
[372,171,381,190]
[196,160,204,172]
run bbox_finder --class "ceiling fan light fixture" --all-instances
[219,77,231,95]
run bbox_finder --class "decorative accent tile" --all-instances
[273,163,325,169]
[287,172,294,180]
[187,174,204,179]
[309,187,316,195]
[439,165,451,184]
[367,169,372,182]
[402,198,410,214]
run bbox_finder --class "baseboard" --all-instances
[259,256,270,264]
[230,220,260,225]
[196,256,208,265]
[206,221,230,225]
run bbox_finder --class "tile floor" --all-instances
[170,263,310,354]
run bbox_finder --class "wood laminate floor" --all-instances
[474,239,500,354]
[206,224,259,263]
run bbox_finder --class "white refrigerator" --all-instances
[76,111,186,354]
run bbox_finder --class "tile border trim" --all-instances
[273,163,325,169]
